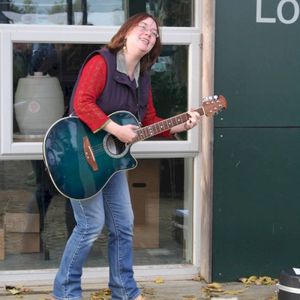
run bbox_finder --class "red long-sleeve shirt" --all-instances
[73,54,171,138]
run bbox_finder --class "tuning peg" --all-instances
[214,95,218,99]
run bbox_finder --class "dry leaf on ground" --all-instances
[5,285,32,295]
[239,275,278,285]
[154,277,165,284]
[202,282,248,297]
[90,288,111,300]
[192,274,205,282]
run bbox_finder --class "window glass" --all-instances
[151,45,188,140]
[0,158,193,270]
[145,0,195,26]
[12,43,188,141]
[0,0,125,25]
[12,43,100,140]
[0,1,194,26]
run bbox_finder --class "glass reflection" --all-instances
[0,158,193,270]
[146,0,194,26]
[12,43,188,140]
[0,0,194,26]
[12,43,101,140]
[0,0,124,25]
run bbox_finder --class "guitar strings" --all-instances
[76,135,127,162]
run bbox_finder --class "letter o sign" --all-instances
[277,0,299,24]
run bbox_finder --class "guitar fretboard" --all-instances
[134,107,204,142]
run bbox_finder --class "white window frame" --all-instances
[0,25,201,159]
[0,0,203,283]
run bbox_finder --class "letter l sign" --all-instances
[256,0,276,23]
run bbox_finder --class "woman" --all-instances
[51,13,200,300]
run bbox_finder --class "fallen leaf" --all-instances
[5,285,32,296]
[192,274,205,282]
[202,282,224,294]
[6,287,21,295]
[207,282,223,290]
[90,288,111,300]
[202,282,248,298]
[238,275,278,286]
[154,277,165,284]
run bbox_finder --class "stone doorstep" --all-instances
[0,280,278,300]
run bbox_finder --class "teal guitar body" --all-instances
[43,95,227,200]
[43,111,138,200]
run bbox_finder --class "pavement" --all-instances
[0,279,278,300]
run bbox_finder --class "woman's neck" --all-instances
[124,51,142,80]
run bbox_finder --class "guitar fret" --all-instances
[143,130,148,139]
[138,112,191,141]
[155,122,160,133]
[138,113,189,141]
[174,117,178,125]
[137,130,144,141]
[148,126,154,136]
[138,130,143,140]
[134,95,226,142]
[152,124,158,135]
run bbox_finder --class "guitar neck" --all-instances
[134,106,204,142]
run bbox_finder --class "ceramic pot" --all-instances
[14,72,64,134]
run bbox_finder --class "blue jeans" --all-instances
[53,172,140,300]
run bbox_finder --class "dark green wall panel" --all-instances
[214,0,300,127]
[213,128,300,281]
[214,0,300,281]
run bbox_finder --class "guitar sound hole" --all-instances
[104,134,128,158]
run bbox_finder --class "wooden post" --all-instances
[199,0,215,282]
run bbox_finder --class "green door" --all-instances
[213,0,300,281]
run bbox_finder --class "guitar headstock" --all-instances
[202,95,227,117]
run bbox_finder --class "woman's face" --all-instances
[126,17,159,56]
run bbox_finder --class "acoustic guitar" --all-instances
[43,95,227,200]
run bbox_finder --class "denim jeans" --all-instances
[53,171,140,300]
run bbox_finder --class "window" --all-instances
[0,0,201,282]
[0,157,194,270]
[1,25,200,156]
[0,1,195,26]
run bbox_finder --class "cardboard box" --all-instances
[0,189,38,213]
[134,224,159,248]
[5,232,40,254]
[4,213,40,233]
[128,159,160,248]
[0,191,41,257]
[0,229,4,260]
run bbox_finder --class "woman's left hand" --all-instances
[169,110,201,135]
[184,111,201,130]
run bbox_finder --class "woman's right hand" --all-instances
[104,121,139,144]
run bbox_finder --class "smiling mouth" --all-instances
[140,38,150,45]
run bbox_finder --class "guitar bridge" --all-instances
[83,136,98,171]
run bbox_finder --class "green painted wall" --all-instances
[213,0,300,281]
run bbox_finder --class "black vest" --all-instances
[69,48,151,122]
